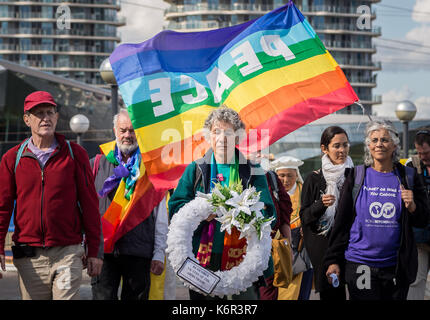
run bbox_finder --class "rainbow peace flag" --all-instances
[98,141,166,253]
[109,1,358,190]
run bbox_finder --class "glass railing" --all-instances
[0,0,119,5]
[166,3,376,15]
[335,58,382,68]
[314,23,381,34]
[0,43,112,53]
[298,4,376,15]
[322,40,376,49]
[0,12,122,24]
[19,59,99,69]
[347,75,377,83]
[0,27,119,37]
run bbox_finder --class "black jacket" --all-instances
[299,168,350,292]
[324,163,429,287]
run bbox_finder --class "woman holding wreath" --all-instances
[168,106,276,300]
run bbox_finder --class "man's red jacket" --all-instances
[0,133,101,257]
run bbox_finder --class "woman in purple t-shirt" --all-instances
[325,120,429,300]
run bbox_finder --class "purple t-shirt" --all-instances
[345,167,402,268]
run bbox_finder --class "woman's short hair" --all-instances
[320,126,349,149]
[364,120,401,166]
[203,106,246,142]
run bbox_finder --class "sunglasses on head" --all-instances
[417,130,430,136]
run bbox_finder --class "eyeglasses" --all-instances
[370,137,392,145]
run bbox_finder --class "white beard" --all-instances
[117,139,138,155]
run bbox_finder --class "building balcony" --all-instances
[18,59,99,71]
[338,60,382,70]
[315,24,381,36]
[0,44,111,55]
[359,95,382,105]
[0,0,121,9]
[165,3,376,17]
[0,13,125,26]
[323,40,377,52]
[0,27,120,40]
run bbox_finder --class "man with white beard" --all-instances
[90,108,168,300]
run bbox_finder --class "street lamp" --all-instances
[70,114,90,146]
[395,100,417,158]
[99,58,118,117]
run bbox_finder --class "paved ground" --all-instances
[1,264,429,300]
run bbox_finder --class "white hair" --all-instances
[364,120,401,166]
[113,108,130,131]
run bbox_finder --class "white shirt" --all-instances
[152,195,168,262]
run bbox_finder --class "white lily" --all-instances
[196,191,211,200]
[238,217,257,239]
[216,208,234,235]
[212,186,226,200]
[225,189,257,216]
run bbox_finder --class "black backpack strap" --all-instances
[403,165,415,190]
[352,165,365,205]
[193,163,203,195]
[267,170,279,201]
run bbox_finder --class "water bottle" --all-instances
[329,273,339,288]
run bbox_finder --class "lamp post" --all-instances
[395,100,417,159]
[99,58,118,117]
[69,114,90,146]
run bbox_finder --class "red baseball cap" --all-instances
[24,91,57,112]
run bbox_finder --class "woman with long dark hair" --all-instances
[300,126,353,300]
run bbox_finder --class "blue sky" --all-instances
[118,0,430,119]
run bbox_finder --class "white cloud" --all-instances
[412,0,430,23]
[374,0,430,72]
[117,0,169,44]
[373,85,430,119]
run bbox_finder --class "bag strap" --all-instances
[65,140,74,160]
[267,170,279,201]
[403,165,415,190]
[411,155,422,175]
[352,165,365,205]
[193,163,203,195]
[92,153,102,178]
[14,138,31,173]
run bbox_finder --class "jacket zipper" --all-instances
[21,145,62,248]
[41,169,45,248]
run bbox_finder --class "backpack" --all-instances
[13,138,85,235]
[14,137,75,173]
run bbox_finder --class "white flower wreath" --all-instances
[166,182,274,298]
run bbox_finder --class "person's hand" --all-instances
[206,213,217,222]
[400,185,416,213]
[326,264,340,285]
[322,194,336,207]
[151,260,164,275]
[86,257,103,277]
[0,254,5,280]
[81,254,88,270]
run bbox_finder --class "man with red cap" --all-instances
[0,91,103,299]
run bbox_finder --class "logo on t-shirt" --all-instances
[369,201,396,219]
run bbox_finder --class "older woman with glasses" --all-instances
[325,120,429,300]
[168,106,276,300]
